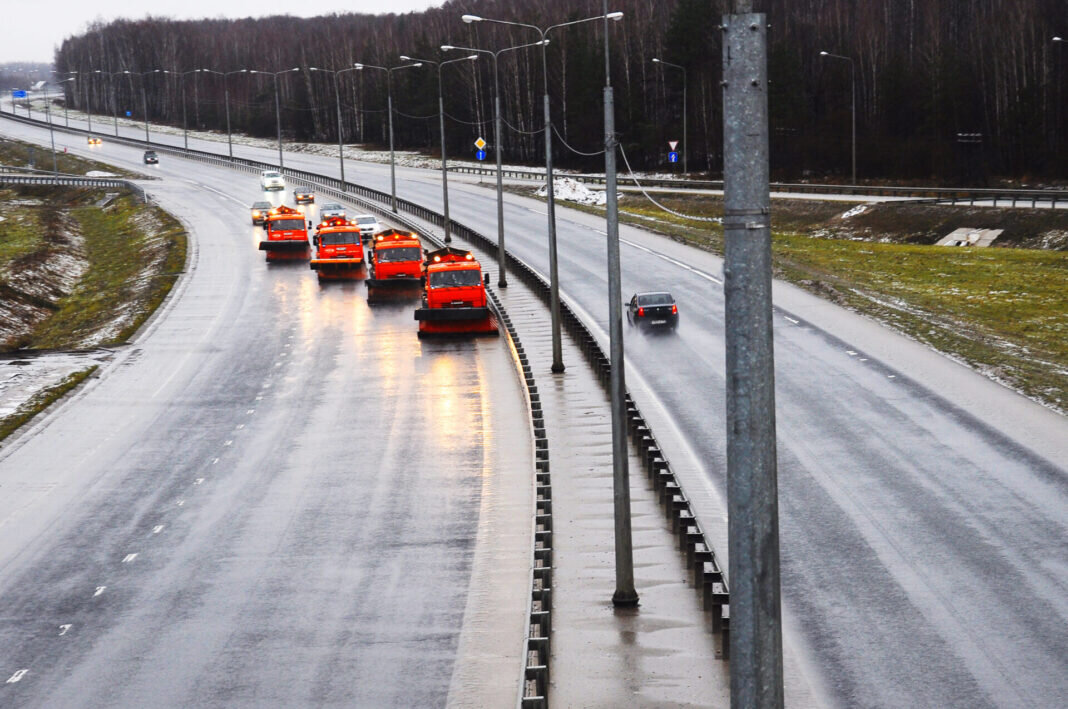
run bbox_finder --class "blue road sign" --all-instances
[125,110,132,117]
[11,90,27,99]
[668,151,679,163]
[476,149,487,161]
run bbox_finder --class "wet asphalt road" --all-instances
[0,124,525,707]
[5,114,1068,707]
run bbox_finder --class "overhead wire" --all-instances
[617,144,722,223]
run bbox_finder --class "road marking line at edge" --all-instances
[93,586,106,597]
[58,624,72,636]
[122,553,137,563]
[784,316,799,324]
[152,525,164,534]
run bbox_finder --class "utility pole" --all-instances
[722,4,784,708]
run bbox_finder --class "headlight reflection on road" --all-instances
[427,353,478,454]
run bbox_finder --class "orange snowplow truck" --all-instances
[258,205,311,261]
[310,217,365,279]
[365,229,424,300]
[414,246,498,337]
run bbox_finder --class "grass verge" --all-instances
[0,134,141,178]
[0,366,97,444]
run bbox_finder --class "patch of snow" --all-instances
[537,177,608,206]
[86,171,119,177]
[840,204,868,219]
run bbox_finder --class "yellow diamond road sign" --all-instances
[474,137,487,150]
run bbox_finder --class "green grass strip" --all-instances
[0,366,97,444]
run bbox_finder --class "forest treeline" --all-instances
[53,0,1067,183]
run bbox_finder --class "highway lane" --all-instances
[135,126,1068,707]
[8,114,1068,706]
[0,123,530,707]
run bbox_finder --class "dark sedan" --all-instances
[627,292,678,330]
[250,201,273,225]
[294,189,315,204]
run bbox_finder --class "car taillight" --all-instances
[638,307,645,317]
[671,304,678,314]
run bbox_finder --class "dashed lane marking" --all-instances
[122,553,138,563]
[621,238,723,284]
[6,670,28,684]
[235,424,245,430]
[194,478,205,486]
[224,440,233,446]
[246,409,255,415]
[152,525,164,534]
[784,316,799,324]
[93,586,106,598]
[58,625,72,636]
[177,500,185,507]
[212,458,219,465]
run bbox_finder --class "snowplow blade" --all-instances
[310,258,363,269]
[415,307,499,337]
[259,240,310,251]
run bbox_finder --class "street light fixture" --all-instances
[652,57,687,174]
[398,53,478,243]
[250,68,300,169]
[819,50,857,185]
[309,65,363,183]
[354,61,423,213]
[463,10,623,374]
[442,39,548,287]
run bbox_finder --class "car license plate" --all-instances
[651,319,667,325]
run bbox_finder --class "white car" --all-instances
[320,202,346,220]
[260,170,285,191]
[353,214,381,242]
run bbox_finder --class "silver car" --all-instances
[320,202,346,220]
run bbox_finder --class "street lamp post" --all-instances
[196,69,246,160]
[177,69,200,151]
[652,57,687,174]
[126,70,159,144]
[93,70,120,137]
[463,10,622,374]
[819,51,856,185]
[309,65,362,184]
[442,39,548,287]
[399,53,479,243]
[250,68,300,169]
[354,62,423,213]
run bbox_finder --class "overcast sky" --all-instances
[2,1,444,65]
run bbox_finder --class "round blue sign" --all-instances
[476,149,487,161]
[668,151,679,163]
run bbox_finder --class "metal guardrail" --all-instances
[0,173,150,202]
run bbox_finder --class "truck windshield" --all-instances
[269,219,305,231]
[377,247,421,263]
[320,232,360,245]
[429,269,482,288]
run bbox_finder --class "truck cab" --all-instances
[258,204,310,261]
[414,247,498,337]
[310,217,365,279]
[366,229,424,300]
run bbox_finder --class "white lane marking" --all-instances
[255,396,263,401]
[235,424,245,430]
[784,316,799,324]
[196,183,246,206]
[859,358,868,362]
[888,375,897,379]
[194,478,205,486]
[177,500,185,507]
[274,362,282,368]
[621,238,723,284]
[246,409,255,415]
[59,624,72,636]
[847,350,858,356]
[93,586,106,598]
[152,525,164,534]
[224,440,233,446]
[122,553,138,563]
[212,458,219,465]
[6,670,28,684]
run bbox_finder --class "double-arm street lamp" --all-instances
[463,11,623,373]
[93,70,121,137]
[309,65,362,183]
[195,69,248,160]
[442,39,548,287]
[354,61,423,212]
[398,53,479,243]
[652,57,687,174]
[250,68,300,169]
[819,50,857,185]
